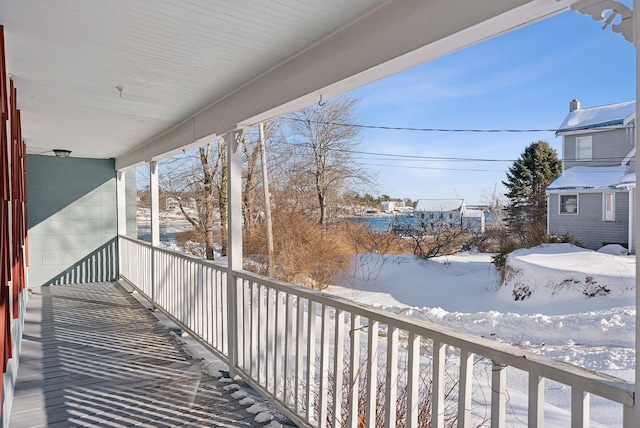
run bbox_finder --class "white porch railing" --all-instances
[119,236,635,428]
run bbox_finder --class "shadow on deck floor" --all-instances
[10,282,289,427]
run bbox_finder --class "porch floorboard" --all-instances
[10,282,274,427]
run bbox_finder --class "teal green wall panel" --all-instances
[27,155,129,286]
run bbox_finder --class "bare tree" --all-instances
[159,140,226,260]
[283,95,370,226]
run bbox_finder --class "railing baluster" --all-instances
[306,300,317,422]
[365,319,379,428]
[318,304,331,427]
[348,314,361,428]
[243,280,251,371]
[491,361,506,428]
[221,269,228,354]
[274,290,283,399]
[407,333,419,428]
[284,293,295,405]
[571,388,589,428]
[268,288,276,393]
[432,341,445,428]
[204,266,215,347]
[257,284,264,386]
[295,296,305,413]
[333,308,345,426]
[251,282,258,378]
[528,373,544,427]
[458,350,474,428]
[213,268,220,349]
[385,325,399,427]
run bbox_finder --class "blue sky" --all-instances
[348,7,635,205]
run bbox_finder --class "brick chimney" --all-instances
[570,99,580,112]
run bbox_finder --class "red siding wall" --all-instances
[0,24,26,407]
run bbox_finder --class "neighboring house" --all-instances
[380,200,405,213]
[166,196,180,209]
[546,99,636,251]
[414,199,484,233]
[463,209,486,234]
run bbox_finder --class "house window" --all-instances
[603,193,615,221]
[576,136,592,161]
[560,194,578,214]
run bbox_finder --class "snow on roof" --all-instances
[414,199,464,212]
[618,172,636,188]
[547,165,629,191]
[556,101,635,135]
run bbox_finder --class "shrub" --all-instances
[244,209,352,290]
[547,232,581,246]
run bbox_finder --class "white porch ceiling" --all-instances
[0,0,578,169]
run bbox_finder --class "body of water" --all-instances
[137,232,177,242]
[348,215,413,232]
[137,215,414,242]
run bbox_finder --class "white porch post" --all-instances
[149,161,159,307]
[635,0,640,423]
[149,161,160,247]
[116,170,127,237]
[116,170,127,278]
[225,128,245,376]
[629,188,634,254]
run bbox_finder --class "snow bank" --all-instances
[501,244,634,306]
[327,245,635,371]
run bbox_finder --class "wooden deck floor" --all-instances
[10,282,284,427]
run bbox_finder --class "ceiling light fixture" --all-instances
[53,149,71,159]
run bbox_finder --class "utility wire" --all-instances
[276,142,633,165]
[287,117,635,133]
[350,162,505,172]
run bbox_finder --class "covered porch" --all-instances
[11,281,272,427]
[1,0,639,427]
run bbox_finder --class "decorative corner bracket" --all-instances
[222,124,252,154]
[571,0,633,44]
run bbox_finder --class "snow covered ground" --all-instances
[326,244,636,427]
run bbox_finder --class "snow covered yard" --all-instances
[326,244,636,427]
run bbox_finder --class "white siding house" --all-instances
[414,199,485,233]
[547,100,635,251]
[414,199,464,229]
[380,200,405,213]
[463,209,486,233]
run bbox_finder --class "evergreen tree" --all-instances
[502,140,561,246]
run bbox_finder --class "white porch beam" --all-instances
[115,0,575,170]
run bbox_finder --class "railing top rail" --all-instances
[234,269,635,406]
[119,234,227,270]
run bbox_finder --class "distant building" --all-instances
[380,200,405,212]
[463,209,486,234]
[414,199,485,233]
[414,199,464,229]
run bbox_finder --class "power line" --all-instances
[276,142,634,164]
[286,117,635,133]
[351,162,505,172]
[286,118,551,133]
